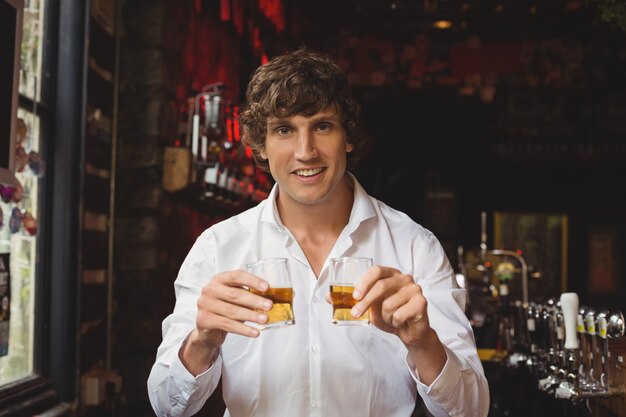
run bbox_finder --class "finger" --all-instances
[211,284,274,311]
[199,311,261,338]
[380,284,420,324]
[214,269,270,292]
[202,298,270,324]
[389,294,428,329]
[353,265,399,300]
[353,273,413,318]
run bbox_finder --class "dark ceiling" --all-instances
[292,0,599,43]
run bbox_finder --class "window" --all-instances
[0,0,46,386]
[0,0,85,415]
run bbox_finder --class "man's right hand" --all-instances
[179,270,273,375]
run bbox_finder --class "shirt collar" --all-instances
[260,172,377,232]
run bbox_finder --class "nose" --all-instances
[294,130,318,160]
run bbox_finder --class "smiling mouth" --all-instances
[294,167,325,177]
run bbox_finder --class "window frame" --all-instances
[0,0,87,414]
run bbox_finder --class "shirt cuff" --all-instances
[163,334,223,407]
[170,345,222,387]
[406,344,462,399]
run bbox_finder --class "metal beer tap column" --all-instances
[559,302,625,400]
[577,306,589,390]
[520,291,625,403]
[593,309,625,397]
[555,304,568,383]
[596,310,610,393]
[526,303,540,372]
[539,300,560,393]
[584,308,601,392]
[555,292,579,399]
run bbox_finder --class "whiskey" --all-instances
[330,284,369,325]
[250,287,295,328]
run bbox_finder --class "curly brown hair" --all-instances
[239,49,368,172]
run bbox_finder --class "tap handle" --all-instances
[585,309,597,336]
[527,304,537,353]
[597,310,609,340]
[577,307,587,335]
[560,292,579,350]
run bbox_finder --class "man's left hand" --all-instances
[350,265,432,349]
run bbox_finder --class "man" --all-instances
[148,49,489,417]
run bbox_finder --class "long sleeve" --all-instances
[147,231,223,417]
[409,233,490,417]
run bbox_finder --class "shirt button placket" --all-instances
[309,272,322,417]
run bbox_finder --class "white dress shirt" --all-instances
[148,176,489,417]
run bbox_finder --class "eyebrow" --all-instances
[267,111,341,127]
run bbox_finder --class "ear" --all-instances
[346,142,354,153]
[259,148,268,159]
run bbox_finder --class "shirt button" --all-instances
[312,345,319,353]
[311,401,320,410]
[312,296,318,303]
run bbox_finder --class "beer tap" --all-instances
[525,303,539,371]
[583,308,601,392]
[606,311,625,396]
[607,311,625,340]
[513,300,529,358]
[596,310,610,393]
[555,293,580,400]
[545,299,558,366]
[535,304,549,375]
[476,213,491,286]
[577,306,589,390]
[539,300,560,393]
[580,310,624,398]
[554,302,568,383]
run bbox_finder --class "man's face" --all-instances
[260,106,353,209]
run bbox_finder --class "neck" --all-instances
[277,175,354,237]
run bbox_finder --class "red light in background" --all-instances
[220,0,231,21]
[253,28,262,50]
[485,261,492,268]
[233,106,240,141]
[226,118,233,143]
[261,52,269,65]
[174,139,181,147]
[516,250,523,255]
[245,146,253,159]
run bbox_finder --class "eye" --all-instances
[275,126,292,136]
[315,122,332,133]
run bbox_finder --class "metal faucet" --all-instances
[584,308,601,392]
[554,293,579,400]
[489,249,529,306]
[576,306,589,390]
[596,310,610,393]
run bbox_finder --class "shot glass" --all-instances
[330,257,373,325]
[246,258,295,329]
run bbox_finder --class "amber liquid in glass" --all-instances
[250,287,295,328]
[330,284,369,324]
